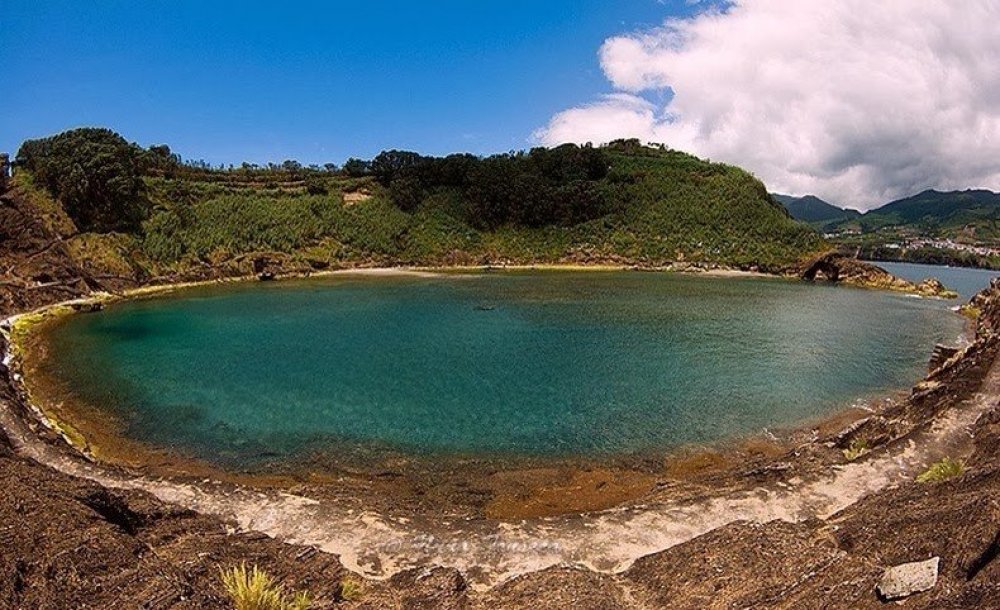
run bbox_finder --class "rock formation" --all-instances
[799,251,958,298]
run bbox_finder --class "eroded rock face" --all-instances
[799,252,958,298]
[929,344,962,372]
[876,557,940,600]
[0,189,94,312]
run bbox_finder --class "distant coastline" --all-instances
[862,250,1000,271]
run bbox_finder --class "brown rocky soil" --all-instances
[1,184,997,608]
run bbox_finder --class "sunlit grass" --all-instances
[338,576,364,602]
[916,457,965,483]
[220,563,311,610]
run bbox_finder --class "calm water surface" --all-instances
[870,261,999,301]
[40,272,970,467]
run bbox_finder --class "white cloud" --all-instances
[535,0,1000,210]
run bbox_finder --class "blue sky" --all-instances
[1,1,701,166]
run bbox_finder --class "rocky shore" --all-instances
[1,186,998,608]
[797,251,959,298]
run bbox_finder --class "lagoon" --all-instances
[37,271,969,468]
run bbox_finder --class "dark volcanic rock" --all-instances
[0,189,93,312]
[623,519,871,609]
[480,567,630,610]
[971,405,1000,469]
[929,343,961,372]
[0,450,345,610]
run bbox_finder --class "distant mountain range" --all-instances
[774,189,1000,236]
[772,194,860,226]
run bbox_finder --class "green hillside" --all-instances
[12,129,825,278]
[811,189,1000,269]
[848,189,1000,237]
[772,194,861,229]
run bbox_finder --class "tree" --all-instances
[464,156,519,230]
[342,158,370,177]
[304,176,328,195]
[16,127,148,232]
[528,144,609,182]
[550,180,607,225]
[370,150,425,186]
[427,153,477,186]
[460,147,611,228]
[388,176,424,211]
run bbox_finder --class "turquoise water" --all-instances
[40,272,967,467]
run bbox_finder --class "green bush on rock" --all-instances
[916,457,964,483]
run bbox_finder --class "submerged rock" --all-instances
[916,277,950,297]
[70,301,104,313]
[876,556,940,600]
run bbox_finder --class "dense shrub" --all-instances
[388,175,424,211]
[16,127,148,232]
[365,143,613,229]
[303,176,328,195]
[141,191,414,263]
[9,128,820,270]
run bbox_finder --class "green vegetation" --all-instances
[219,563,311,610]
[369,145,610,228]
[842,189,1000,236]
[337,577,364,602]
[842,190,1000,269]
[14,129,826,277]
[842,438,869,461]
[959,304,982,320]
[916,457,965,483]
[16,128,148,232]
[841,239,1000,270]
[776,189,1000,269]
[772,194,861,229]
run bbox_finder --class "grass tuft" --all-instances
[220,563,311,610]
[842,438,869,461]
[916,457,965,483]
[958,304,982,320]
[338,576,364,602]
